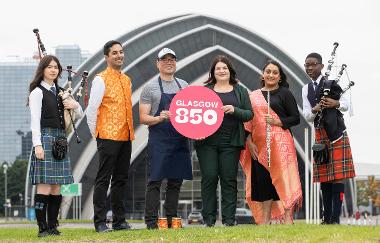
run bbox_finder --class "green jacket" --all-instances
[195,83,253,149]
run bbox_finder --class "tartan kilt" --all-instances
[313,128,355,183]
[29,128,74,185]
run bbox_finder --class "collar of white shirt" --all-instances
[41,81,55,90]
[311,75,323,86]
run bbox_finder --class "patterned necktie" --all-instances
[313,81,318,91]
[50,86,56,96]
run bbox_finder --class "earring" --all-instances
[279,80,282,83]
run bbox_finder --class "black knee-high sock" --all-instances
[331,183,345,224]
[47,194,62,228]
[34,194,49,229]
[321,182,333,223]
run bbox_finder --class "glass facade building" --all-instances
[0,58,37,163]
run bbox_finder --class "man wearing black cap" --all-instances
[139,48,193,229]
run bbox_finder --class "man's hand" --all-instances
[158,110,172,122]
[321,97,340,109]
[312,103,322,114]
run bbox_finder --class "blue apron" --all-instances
[147,77,193,182]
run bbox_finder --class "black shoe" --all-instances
[204,223,215,227]
[95,223,112,233]
[48,227,61,235]
[330,220,340,225]
[37,222,49,237]
[113,221,132,230]
[321,219,331,225]
[223,221,237,227]
[147,223,158,230]
[38,229,50,237]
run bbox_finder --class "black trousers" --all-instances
[145,179,183,226]
[93,138,131,226]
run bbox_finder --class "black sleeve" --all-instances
[279,89,300,129]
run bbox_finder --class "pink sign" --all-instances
[169,86,224,139]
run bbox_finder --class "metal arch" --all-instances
[72,46,310,219]
[42,14,327,219]
[66,14,310,104]
[69,22,311,144]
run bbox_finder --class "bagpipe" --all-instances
[319,42,355,104]
[313,42,355,164]
[33,29,89,143]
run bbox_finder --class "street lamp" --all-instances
[2,161,9,220]
[19,193,23,218]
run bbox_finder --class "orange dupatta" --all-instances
[240,89,302,224]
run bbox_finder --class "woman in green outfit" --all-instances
[195,55,253,227]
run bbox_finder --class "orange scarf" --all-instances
[240,89,302,224]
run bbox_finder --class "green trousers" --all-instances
[195,127,240,225]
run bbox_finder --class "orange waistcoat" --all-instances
[95,67,134,141]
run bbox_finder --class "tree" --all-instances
[0,159,28,216]
[357,176,380,207]
[8,159,28,205]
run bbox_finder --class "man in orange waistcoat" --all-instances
[87,40,134,232]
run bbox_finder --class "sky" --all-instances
[1,0,379,165]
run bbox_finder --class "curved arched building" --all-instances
[27,14,355,220]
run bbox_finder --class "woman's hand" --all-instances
[35,145,44,160]
[63,98,79,110]
[221,105,234,114]
[247,139,258,160]
[265,114,282,127]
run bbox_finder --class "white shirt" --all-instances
[302,75,349,122]
[86,76,106,136]
[29,81,83,147]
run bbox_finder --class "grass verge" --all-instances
[0,223,379,242]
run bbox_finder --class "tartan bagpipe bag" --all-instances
[312,143,329,164]
[52,137,68,160]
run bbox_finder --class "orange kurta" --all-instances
[95,67,134,141]
[240,90,302,224]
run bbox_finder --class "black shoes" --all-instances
[204,223,215,227]
[223,221,237,227]
[96,221,133,232]
[113,221,132,231]
[95,223,112,233]
[147,223,159,230]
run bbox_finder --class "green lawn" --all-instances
[0,223,379,242]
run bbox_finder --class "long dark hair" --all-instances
[27,55,62,105]
[205,55,238,85]
[261,60,289,88]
